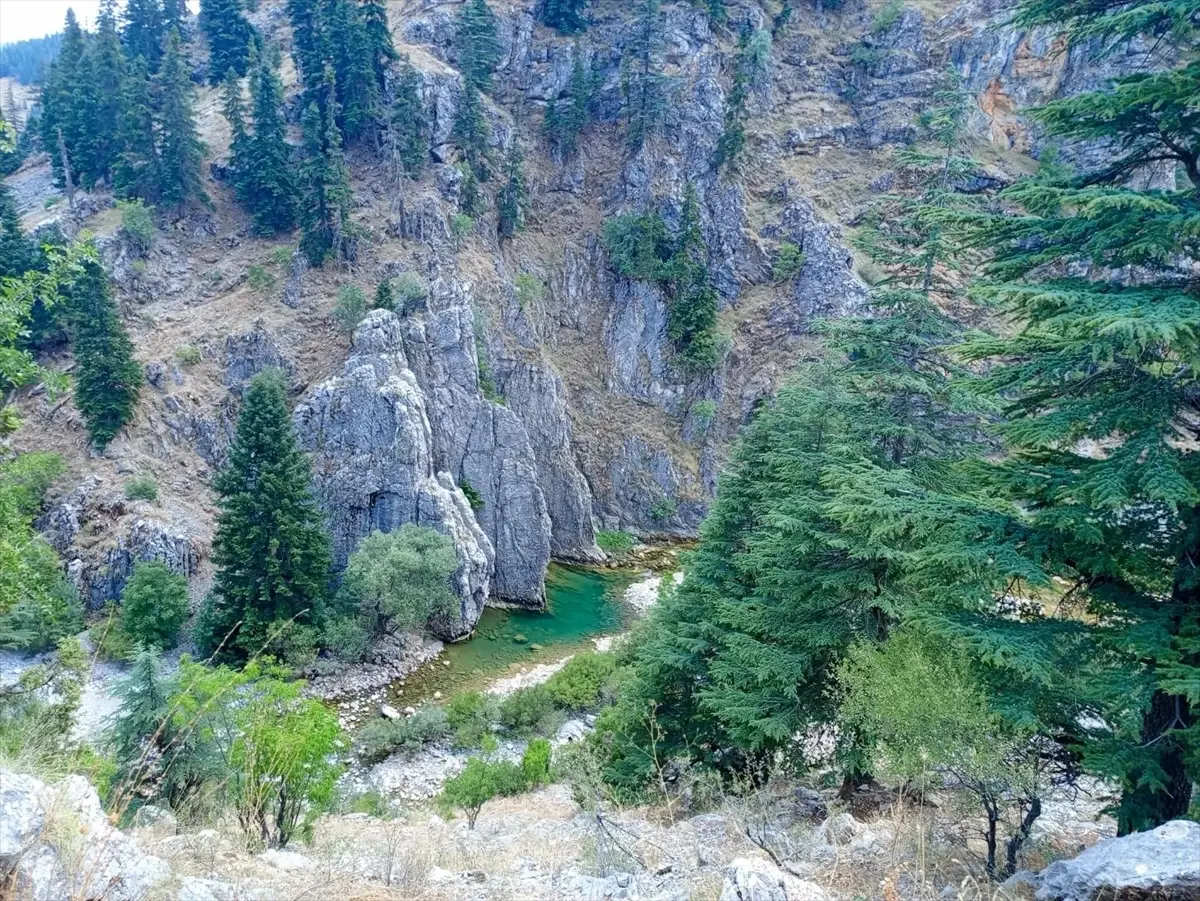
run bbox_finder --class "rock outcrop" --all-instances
[69,518,199,610]
[400,307,553,605]
[295,311,494,639]
[0,770,173,901]
[1031,819,1200,901]
[719,857,830,901]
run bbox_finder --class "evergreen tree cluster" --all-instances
[199,0,259,84]
[222,47,297,234]
[0,33,64,84]
[603,188,722,372]
[543,48,596,157]
[452,0,500,179]
[285,0,397,147]
[537,0,591,34]
[621,0,672,153]
[601,0,1200,856]
[39,5,207,212]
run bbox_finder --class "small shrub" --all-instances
[440,757,528,829]
[201,268,223,286]
[333,285,368,334]
[649,496,678,523]
[44,195,61,210]
[323,615,372,663]
[499,684,559,736]
[90,602,134,661]
[459,479,484,510]
[596,530,637,553]
[123,474,159,503]
[342,789,392,818]
[394,272,429,313]
[690,399,718,437]
[445,690,498,748]
[120,560,189,649]
[514,272,543,310]
[871,0,905,34]
[545,652,617,710]
[373,279,395,311]
[522,738,553,787]
[248,264,276,290]
[357,706,451,763]
[450,213,474,247]
[773,242,807,283]
[130,260,148,278]
[175,345,202,366]
[118,199,155,254]
[268,246,294,266]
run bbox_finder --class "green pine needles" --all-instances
[203,371,332,661]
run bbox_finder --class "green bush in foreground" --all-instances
[446,690,498,748]
[357,705,451,764]
[440,756,527,829]
[120,560,189,650]
[123,473,159,503]
[522,738,552,787]
[499,684,560,736]
[546,652,616,710]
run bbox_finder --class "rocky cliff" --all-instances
[5,0,1149,616]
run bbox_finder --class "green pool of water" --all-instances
[388,564,640,704]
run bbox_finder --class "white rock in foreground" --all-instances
[1034,819,1200,900]
[719,857,830,901]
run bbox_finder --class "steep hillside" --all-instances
[4,0,1137,634]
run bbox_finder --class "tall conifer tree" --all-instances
[155,30,208,212]
[68,255,142,448]
[388,55,427,178]
[208,371,331,659]
[298,69,352,265]
[200,0,258,84]
[39,11,87,189]
[122,0,166,72]
[113,56,162,202]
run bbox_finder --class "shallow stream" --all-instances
[386,564,641,705]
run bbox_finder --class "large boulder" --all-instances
[1033,819,1200,900]
[0,770,172,901]
[719,857,829,901]
[295,310,494,638]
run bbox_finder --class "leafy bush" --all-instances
[333,285,368,334]
[440,757,528,829]
[545,652,616,710]
[596,530,637,553]
[268,246,295,266]
[394,272,429,313]
[514,272,543,310]
[499,684,560,736]
[247,264,276,290]
[773,242,807,283]
[342,789,393,818]
[871,0,905,34]
[175,344,202,365]
[323,614,372,663]
[373,279,395,311]
[339,526,458,638]
[603,212,672,282]
[522,738,553,787]
[124,474,159,503]
[649,496,678,522]
[118,199,155,254]
[89,602,134,661]
[120,561,189,650]
[445,690,498,748]
[459,479,484,510]
[451,213,474,246]
[690,399,718,437]
[357,705,451,763]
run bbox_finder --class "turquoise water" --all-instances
[388,564,639,703]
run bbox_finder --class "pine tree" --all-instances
[285,0,329,105]
[68,255,142,448]
[39,10,87,189]
[221,68,252,199]
[538,0,590,33]
[122,0,166,72]
[208,370,331,659]
[496,140,526,239]
[543,47,593,157]
[200,0,258,84]
[0,184,34,279]
[155,30,208,212]
[359,0,398,86]
[456,0,501,91]
[388,55,427,178]
[944,0,1200,833]
[113,55,162,202]
[161,0,189,36]
[298,69,353,266]
[453,81,490,179]
[327,0,381,144]
[622,0,670,153]
[244,48,298,233]
[77,0,125,186]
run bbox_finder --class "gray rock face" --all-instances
[295,311,494,639]
[72,518,199,610]
[718,857,829,901]
[224,321,296,392]
[1033,819,1200,901]
[597,436,707,536]
[401,308,553,605]
[281,249,306,309]
[0,770,173,901]
[494,358,601,562]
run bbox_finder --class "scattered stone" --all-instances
[514,633,528,643]
[259,849,313,872]
[719,857,830,901]
[403,706,416,716]
[380,704,401,720]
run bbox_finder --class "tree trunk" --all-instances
[1003,796,1042,878]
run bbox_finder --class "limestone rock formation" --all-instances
[719,857,830,901]
[1032,819,1200,901]
[295,310,494,639]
